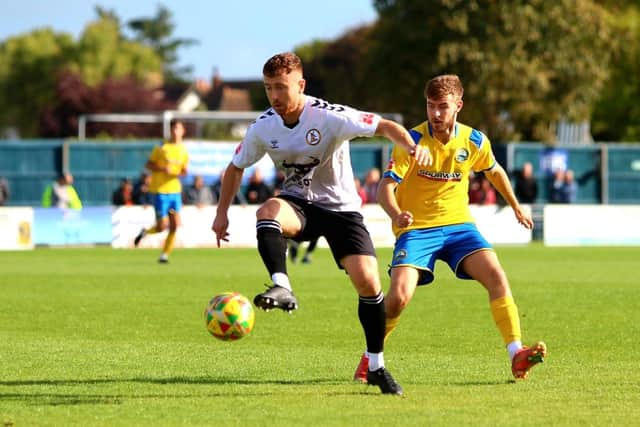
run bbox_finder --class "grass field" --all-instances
[1,245,639,426]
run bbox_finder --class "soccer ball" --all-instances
[204,292,255,341]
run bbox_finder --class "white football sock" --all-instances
[367,351,385,371]
[507,340,523,360]
[271,273,292,291]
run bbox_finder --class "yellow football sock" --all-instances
[384,316,401,343]
[163,230,176,255]
[145,225,159,234]
[490,295,522,345]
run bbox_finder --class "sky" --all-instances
[0,0,378,81]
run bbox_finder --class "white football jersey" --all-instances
[232,96,381,211]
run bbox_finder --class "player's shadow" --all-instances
[0,377,515,405]
[0,376,340,387]
[444,380,514,386]
[0,375,388,406]
[0,376,363,406]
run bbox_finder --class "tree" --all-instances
[40,70,171,138]
[364,0,619,142]
[0,14,162,137]
[591,5,640,141]
[127,4,197,84]
[0,29,75,136]
[74,16,162,87]
[296,26,374,110]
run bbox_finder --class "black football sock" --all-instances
[306,237,318,254]
[358,292,385,354]
[256,219,288,278]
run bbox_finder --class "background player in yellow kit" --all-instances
[354,74,546,382]
[134,119,189,263]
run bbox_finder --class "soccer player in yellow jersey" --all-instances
[134,119,189,263]
[354,75,547,382]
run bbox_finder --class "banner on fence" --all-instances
[110,204,532,249]
[33,207,113,246]
[0,207,33,250]
[544,205,640,246]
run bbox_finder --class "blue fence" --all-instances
[1,139,639,206]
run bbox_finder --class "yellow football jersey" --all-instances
[384,121,495,237]
[148,142,189,194]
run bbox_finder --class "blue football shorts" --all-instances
[390,222,492,286]
[153,193,182,220]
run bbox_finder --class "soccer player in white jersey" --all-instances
[353,74,546,383]
[212,52,430,395]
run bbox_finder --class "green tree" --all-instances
[0,29,75,136]
[0,13,162,137]
[364,0,619,142]
[74,16,162,86]
[591,5,640,141]
[296,27,374,110]
[127,4,197,83]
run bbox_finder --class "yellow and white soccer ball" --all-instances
[204,292,255,341]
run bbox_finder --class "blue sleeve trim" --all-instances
[469,129,484,149]
[479,160,497,172]
[409,129,422,144]
[383,170,402,183]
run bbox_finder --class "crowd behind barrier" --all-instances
[0,139,639,249]
[1,140,639,208]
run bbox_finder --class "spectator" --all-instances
[562,169,578,203]
[514,162,538,204]
[272,170,286,196]
[468,173,496,205]
[41,172,82,209]
[468,173,484,204]
[183,175,216,207]
[112,178,134,206]
[132,172,153,206]
[244,168,272,204]
[480,176,497,204]
[362,167,381,204]
[0,177,9,206]
[550,169,567,203]
[212,167,247,204]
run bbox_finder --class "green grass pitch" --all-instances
[1,245,639,426]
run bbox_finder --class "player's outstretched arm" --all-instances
[375,119,432,166]
[212,162,245,246]
[377,177,414,228]
[485,164,534,230]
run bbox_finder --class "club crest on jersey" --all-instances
[270,140,279,149]
[455,148,469,163]
[305,129,321,146]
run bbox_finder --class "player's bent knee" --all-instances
[489,267,508,286]
[353,279,381,297]
[385,296,406,317]
[255,203,276,219]
[256,198,291,221]
[390,292,411,310]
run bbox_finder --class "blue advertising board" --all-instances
[33,207,113,246]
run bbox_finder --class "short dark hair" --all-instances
[263,52,303,77]
[170,118,184,129]
[424,75,464,100]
